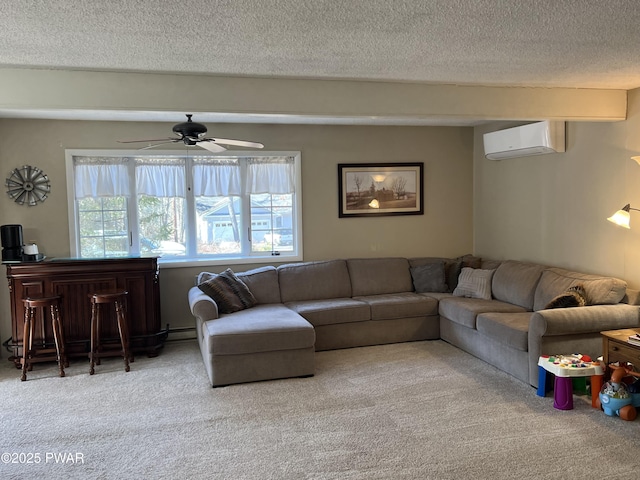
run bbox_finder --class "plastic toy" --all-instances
[598,365,640,420]
[537,354,604,410]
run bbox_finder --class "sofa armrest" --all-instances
[188,286,219,321]
[527,304,640,387]
[623,288,640,305]
[529,304,640,337]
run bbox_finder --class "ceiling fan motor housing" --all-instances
[117,114,263,151]
[172,114,207,139]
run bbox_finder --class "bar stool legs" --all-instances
[21,296,67,381]
[89,291,132,375]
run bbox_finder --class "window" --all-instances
[65,150,302,266]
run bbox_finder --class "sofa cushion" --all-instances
[354,293,438,320]
[418,291,454,301]
[198,268,257,314]
[492,261,545,310]
[439,297,527,329]
[453,267,495,300]
[347,258,413,296]
[237,266,281,304]
[410,261,448,293]
[285,298,370,326]
[481,259,503,270]
[204,304,315,355]
[278,260,352,303]
[476,312,532,352]
[533,268,627,311]
[409,257,463,293]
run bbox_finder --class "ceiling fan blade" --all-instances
[117,138,177,144]
[208,138,264,149]
[139,141,181,150]
[198,140,227,153]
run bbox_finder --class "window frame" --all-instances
[65,149,303,268]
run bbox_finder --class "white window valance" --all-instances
[193,156,294,196]
[135,158,186,197]
[192,158,241,197]
[73,154,295,199]
[246,156,295,194]
[74,157,130,198]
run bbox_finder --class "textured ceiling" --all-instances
[2,0,640,124]
[3,0,640,88]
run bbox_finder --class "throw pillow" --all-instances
[196,271,216,284]
[452,267,495,300]
[197,268,257,314]
[411,262,448,293]
[458,254,482,269]
[544,284,588,309]
[445,259,463,292]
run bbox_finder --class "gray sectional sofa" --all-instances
[188,256,640,387]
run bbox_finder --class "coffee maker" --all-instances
[1,224,24,263]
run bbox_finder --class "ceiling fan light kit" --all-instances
[118,114,264,152]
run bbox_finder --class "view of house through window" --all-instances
[66,151,302,264]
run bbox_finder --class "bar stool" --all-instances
[88,290,133,375]
[21,295,68,381]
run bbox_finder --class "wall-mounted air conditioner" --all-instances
[483,121,565,160]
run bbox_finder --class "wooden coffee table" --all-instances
[601,329,640,367]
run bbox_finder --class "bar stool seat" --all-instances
[89,290,133,375]
[21,295,68,381]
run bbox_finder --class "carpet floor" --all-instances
[1,339,639,480]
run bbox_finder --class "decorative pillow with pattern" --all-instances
[197,268,257,314]
[452,267,495,300]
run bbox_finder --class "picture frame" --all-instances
[338,162,424,217]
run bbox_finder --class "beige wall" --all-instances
[0,119,474,345]
[474,87,640,289]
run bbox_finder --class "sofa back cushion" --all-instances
[492,260,545,310]
[278,260,352,303]
[347,257,413,296]
[533,267,627,311]
[237,266,281,304]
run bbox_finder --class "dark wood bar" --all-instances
[5,257,167,366]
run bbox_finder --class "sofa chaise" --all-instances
[188,256,640,387]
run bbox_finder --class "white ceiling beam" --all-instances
[0,68,627,125]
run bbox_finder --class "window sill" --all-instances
[155,252,303,269]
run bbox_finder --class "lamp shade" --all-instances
[607,207,632,228]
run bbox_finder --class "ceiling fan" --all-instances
[117,114,264,152]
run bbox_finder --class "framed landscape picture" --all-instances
[338,162,424,217]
